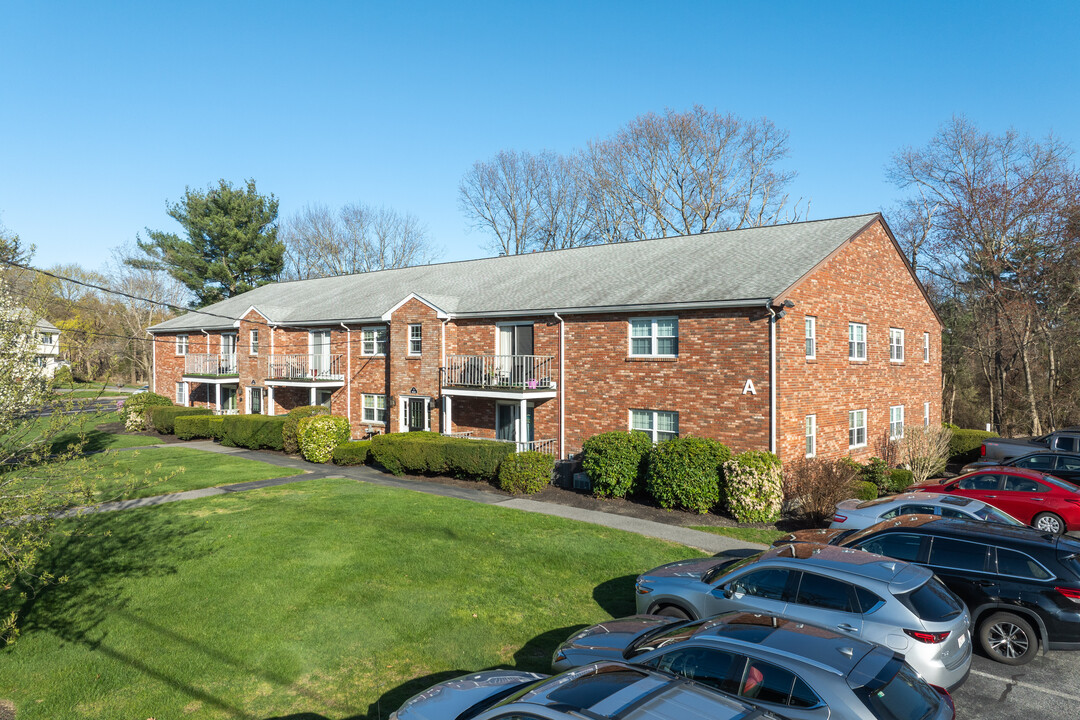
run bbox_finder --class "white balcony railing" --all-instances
[495,437,558,455]
[266,353,345,382]
[185,353,238,376]
[442,354,555,390]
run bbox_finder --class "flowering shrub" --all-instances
[722,451,783,523]
[297,415,351,463]
[120,392,172,431]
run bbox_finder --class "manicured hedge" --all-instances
[889,468,914,493]
[498,451,554,495]
[370,431,515,481]
[208,416,225,441]
[722,451,783,523]
[948,429,998,463]
[298,415,351,463]
[120,392,173,431]
[332,440,372,466]
[581,431,653,498]
[175,415,213,440]
[854,480,879,501]
[148,406,212,435]
[283,405,330,454]
[645,437,731,514]
[222,414,288,450]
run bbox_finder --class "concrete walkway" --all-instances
[88,441,766,554]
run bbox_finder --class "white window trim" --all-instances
[362,393,387,424]
[249,329,259,356]
[849,409,867,449]
[924,401,931,427]
[890,328,905,363]
[408,324,422,357]
[176,381,188,407]
[924,332,930,363]
[629,409,679,444]
[804,316,816,360]
[176,334,188,356]
[848,322,867,361]
[805,414,816,458]
[628,316,678,358]
[361,325,388,357]
[890,405,905,440]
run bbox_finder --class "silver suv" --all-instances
[551,612,955,720]
[634,543,971,689]
[391,661,776,720]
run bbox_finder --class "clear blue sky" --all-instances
[2,1,1077,271]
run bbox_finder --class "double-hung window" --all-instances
[804,316,816,359]
[889,328,905,362]
[362,394,386,423]
[924,332,930,363]
[890,405,905,440]
[629,317,678,357]
[805,414,816,458]
[924,401,931,427]
[631,409,679,443]
[250,329,259,355]
[849,409,867,449]
[176,381,188,407]
[408,324,422,356]
[362,326,388,356]
[176,334,189,356]
[848,323,866,360]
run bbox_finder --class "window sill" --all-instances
[626,356,678,362]
[407,355,421,359]
[848,358,867,363]
[363,420,387,426]
[849,444,868,450]
[361,354,387,358]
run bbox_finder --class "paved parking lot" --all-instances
[953,649,1080,719]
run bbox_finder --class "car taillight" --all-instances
[931,685,955,715]
[904,629,950,643]
[980,444,986,457]
[832,514,847,523]
[1055,586,1080,604]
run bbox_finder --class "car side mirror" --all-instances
[722,584,735,599]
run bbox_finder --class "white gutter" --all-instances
[553,311,565,460]
[440,317,450,433]
[341,323,351,425]
[201,329,212,405]
[766,305,777,455]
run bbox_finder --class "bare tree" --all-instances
[459,150,544,256]
[281,202,439,279]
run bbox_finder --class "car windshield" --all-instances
[896,579,963,622]
[854,663,942,720]
[497,667,651,711]
[973,504,1025,526]
[624,619,706,659]
[702,553,763,585]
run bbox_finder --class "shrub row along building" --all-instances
[147,213,941,462]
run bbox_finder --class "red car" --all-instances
[910,466,1080,535]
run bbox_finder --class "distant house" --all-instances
[147,213,941,462]
[34,319,63,377]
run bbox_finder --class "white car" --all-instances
[829,492,1024,530]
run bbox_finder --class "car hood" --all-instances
[772,528,846,546]
[557,615,680,658]
[393,670,546,720]
[641,558,728,580]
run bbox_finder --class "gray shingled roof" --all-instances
[148,214,879,332]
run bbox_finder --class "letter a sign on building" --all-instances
[742,378,756,395]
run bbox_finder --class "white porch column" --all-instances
[444,396,452,434]
[267,386,275,416]
[518,398,527,451]
[310,387,316,406]
[215,383,221,413]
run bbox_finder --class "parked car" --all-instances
[827,492,1024,531]
[551,611,956,719]
[771,515,1080,665]
[979,429,1080,464]
[910,466,1080,534]
[962,451,1080,486]
[390,660,777,720]
[633,543,971,688]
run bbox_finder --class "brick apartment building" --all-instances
[147,213,941,463]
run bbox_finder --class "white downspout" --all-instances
[150,332,157,395]
[766,304,777,455]
[553,312,565,460]
[201,329,211,407]
[441,317,449,433]
[341,322,351,429]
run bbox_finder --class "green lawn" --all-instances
[12,446,303,503]
[688,525,783,545]
[43,412,161,453]
[56,389,127,398]
[0,478,705,719]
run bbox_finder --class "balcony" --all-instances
[183,353,238,379]
[265,353,345,384]
[442,432,557,456]
[441,355,556,397]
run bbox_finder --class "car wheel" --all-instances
[652,604,691,620]
[1033,512,1065,535]
[979,612,1038,665]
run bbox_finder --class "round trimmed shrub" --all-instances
[645,437,732,514]
[853,480,879,501]
[51,365,74,386]
[121,392,173,431]
[332,440,372,466]
[888,468,914,493]
[297,414,351,463]
[722,451,783,523]
[498,451,554,495]
[283,405,330,454]
[581,431,653,498]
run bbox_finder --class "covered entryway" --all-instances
[400,396,432,432]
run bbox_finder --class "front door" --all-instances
[407,397,426,431]
[249,387,263,414]
[316,389,334,409]
[221,385,238,413]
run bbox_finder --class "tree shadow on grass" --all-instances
[592,574,639,617]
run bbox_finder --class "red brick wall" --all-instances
[562,308,771,456]
[776,219,942,462]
